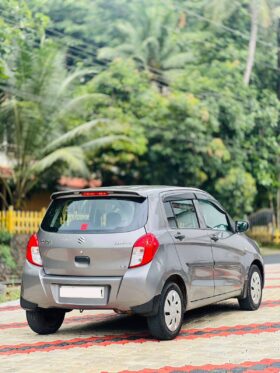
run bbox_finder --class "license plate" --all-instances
[59,286,105,299]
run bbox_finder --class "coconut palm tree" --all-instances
[0,42,124,208]
[204,0,271,85]
[243,0,271,85]
[98,0,193,87]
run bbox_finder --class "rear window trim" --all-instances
[163,192,196,202]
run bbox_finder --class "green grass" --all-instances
[261,243,280,250]
[0,285,20,303]
[260,247,280,257]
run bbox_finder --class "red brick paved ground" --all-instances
[0,264,279,372]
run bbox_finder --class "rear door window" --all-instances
[164,200,199,229]
[41,197,148,233]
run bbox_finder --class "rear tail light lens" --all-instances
[129,233,159,268]
[26,234,42,267]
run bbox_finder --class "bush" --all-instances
[0,231,16,280]
[0,244,16,270]
[0,231,12,245]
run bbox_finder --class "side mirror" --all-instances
[235,220,249,233]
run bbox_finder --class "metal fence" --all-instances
[248,208,280,244]
[248,226,280,244]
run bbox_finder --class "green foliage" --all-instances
[0,231,12,245]
[0,285,20,303]
[0,232,15,278]
[98,0,193,85]
[215,168,257,218]
[0,41,139,208]
[0,244,16,270]
[0,0,279,219]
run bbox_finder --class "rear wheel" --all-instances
[239,264,262,310]
[147,282,184,340]
[26,308,65,334]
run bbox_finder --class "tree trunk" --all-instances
[243,0,259,85]
[277,19,280,229]
[277,19,280,100]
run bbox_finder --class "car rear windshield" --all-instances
[41,196,148,233]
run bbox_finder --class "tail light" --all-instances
[26,234,42,267]
[129,233,159,268]
[81,191,109,197]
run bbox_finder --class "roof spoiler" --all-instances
[51,189,145,200]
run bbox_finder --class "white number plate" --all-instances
[59,286,105,299]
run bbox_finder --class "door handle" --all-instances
[210,234,219,242]
[174,233,185,241]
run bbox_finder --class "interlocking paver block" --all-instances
[1,264,280,373]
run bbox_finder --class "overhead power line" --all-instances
[0,10,176,77]
[1,6,279,75]
[0,11,107,68]
[179,6,278,51]
[0,5,279,106]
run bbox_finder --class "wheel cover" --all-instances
[250,271,261,305]
[164,289,182,332]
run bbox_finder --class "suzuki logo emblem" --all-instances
[78,236,85,245]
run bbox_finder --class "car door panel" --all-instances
[171,229,215,301]
[196,199,244,296]
[211,231,244,295]
[163,197,214,302]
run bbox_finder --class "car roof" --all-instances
[51,185,212,199]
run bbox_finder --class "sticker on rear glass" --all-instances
[80,223,88,230]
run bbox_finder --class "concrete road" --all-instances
[262,248,280,264]
[264,254,280,264]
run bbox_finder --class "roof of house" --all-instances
[58,176,102,189]
[0,166,12,178]
[0,152,13,178]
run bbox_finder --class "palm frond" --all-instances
[142,36,160,52]
[259,0,271,28]
[31,146,89,176]
[115,44,137,55]
[42,118,113,154]
[204,0,237,23]
[98,47,120,60]
[57,68,97,97]
[163,52,194,69]
[115,21,138,40]
[274,6,280,19]
[55,93,109,119]
[82,135,131,150]
[1,58,14,83]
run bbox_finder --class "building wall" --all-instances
[23,191,51,211]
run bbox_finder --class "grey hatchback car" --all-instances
[21,186,264,340]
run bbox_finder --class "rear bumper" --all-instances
[21,260,160,313]
[20,296,37,310]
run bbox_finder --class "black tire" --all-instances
[239,264,263,311]
[147,282,184,340]
[26,308,65,335]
